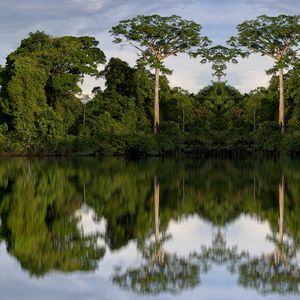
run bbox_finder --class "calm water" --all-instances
[0,157,299,300]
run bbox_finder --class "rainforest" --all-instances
[0,14,299,156]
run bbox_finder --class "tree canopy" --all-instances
[235,15,300,70]
[111,14,210,70]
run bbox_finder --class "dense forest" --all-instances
[0,14,299,156]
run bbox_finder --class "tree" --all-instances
[111,15,210,133]
[284,65,300,130]
[232,15,300,134]
[162,87,194,132]
[201,45,242,82]
[211,62,227,82]
[8,32,106,109]
[0,31,106,151]
[100,57,134,96]
[244,87,271,131]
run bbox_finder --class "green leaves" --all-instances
[9,32,106,103]
[201,45,244,81]
[0,31,106,153]
[234,15,300,69]
[111,15,210,70]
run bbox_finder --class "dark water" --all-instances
[0,157,299,300]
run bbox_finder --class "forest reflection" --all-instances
[0,157,299,296]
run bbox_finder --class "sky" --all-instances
[0,0,299,94]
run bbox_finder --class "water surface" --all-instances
[0,157,299,300]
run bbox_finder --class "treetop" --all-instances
[110,14,211,70]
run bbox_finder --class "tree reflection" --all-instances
[238,175,300,294]
[198,228,248,274]
[0,157,299,297]
[112,176,205,295]
[0,159,105,276]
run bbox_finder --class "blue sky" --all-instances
[0,0,299,93]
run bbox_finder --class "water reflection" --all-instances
[238,175,300,294]
[0,160,105,276]
[112,176,204,295]
[0,158,299,299]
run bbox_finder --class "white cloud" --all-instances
[71,0,107,12]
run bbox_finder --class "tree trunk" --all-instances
[279,68,285,134]
[154,176,160,244]
[154,68,160,134]
[279,175,284,244]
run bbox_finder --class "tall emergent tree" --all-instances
[233,15,300,134]
[111,15,210,133]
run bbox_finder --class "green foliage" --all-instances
[6,56,48,147]
[235,15,300,72]
[201,45,245,81]
[0,16,300,155]
[282,131,300,152]
[285,67,300,129]
[0,124,7,152]
[111,15,210,71]
[252,121,282,151]
[0,31,105,154]
[126,132,159,156]
[34,106,65,153]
